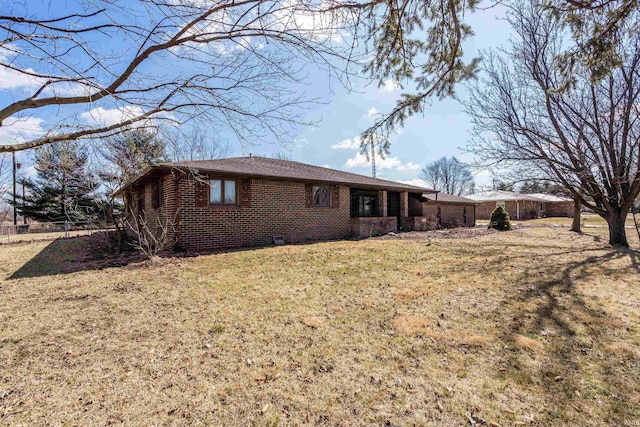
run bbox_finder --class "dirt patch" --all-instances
[372,227,501,240]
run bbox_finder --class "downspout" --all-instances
[516,201,520,220]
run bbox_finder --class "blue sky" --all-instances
[1,2,512,190]
[227,4,512,189]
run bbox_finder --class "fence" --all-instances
[0,221,115,243]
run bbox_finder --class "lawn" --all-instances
[477,213,638,228]
[0,228,638,425]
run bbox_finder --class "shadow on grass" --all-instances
[8,236,145,279]
[6,234,350,280]
[495,245,640,424]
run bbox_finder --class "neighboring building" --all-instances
[467,190,573,220]
[416,193,478,230]
[527,193,574,218]
[116,156,457,252]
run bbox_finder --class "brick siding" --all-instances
[174,177,351,252]
[475,200,540,220]
[419,202,476,229]
[544,202,573,217]
[351,217,397,237]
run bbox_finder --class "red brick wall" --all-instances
[128,174,178,246]
[176,177,352,251]
[404,216,431,231]
[399,192,409,230]
[351,217,397,237]
[475,201,540,220]
[420,202,476,229]
[544,202,572,217]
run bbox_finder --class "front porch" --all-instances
[350,189,427,237]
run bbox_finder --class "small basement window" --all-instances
[312,185,330,207]
[210,179,237,205]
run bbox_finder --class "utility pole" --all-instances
[12,152,16,226]
[22,180,26,225]
[370,141,376,178]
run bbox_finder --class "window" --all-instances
[540,203,546,212]
[210,179,237,205]
[496,201,506,209]
[359,195,376,216]
[312,185,330,207]
[350,190,379,217]
[152,181,163,209]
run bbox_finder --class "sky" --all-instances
[0,1,513,191]
[228,4,513,189]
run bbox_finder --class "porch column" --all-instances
[378,190,388,217]
[399,191,409,229]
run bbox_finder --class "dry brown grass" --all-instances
[511,333,546,352]
[301,315,326,329]
[0,228,638,426]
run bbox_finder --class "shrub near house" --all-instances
[488,206,511,231]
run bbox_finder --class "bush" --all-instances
[488,206,512,231]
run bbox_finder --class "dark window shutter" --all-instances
[195,181,208,207]
[331,185,340,209]
[305,184,313,208]
[239,178,251,207]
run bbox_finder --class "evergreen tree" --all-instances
[488,206,512,231]
[13,142,102,222]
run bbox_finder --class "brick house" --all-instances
[466,190,573,220]
[527,193,574,218]
[116,156,451,252]
[400,193,478,230]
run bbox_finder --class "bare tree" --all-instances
[356,0,639,156]
[419,156,475,195]
[271,151,293,161]
[467,3,640,247]
[164,127,229,162]
[0,0,370,153]
[2,1,632,159]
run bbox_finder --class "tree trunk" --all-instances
[607,208,628,247]
[570,199,581,232]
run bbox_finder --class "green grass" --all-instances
[0,228,638,425]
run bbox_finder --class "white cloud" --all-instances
[397,162,420,171]
[80,106,145,127]
[0,116,46,145]
[366,107,378,118]
[0,67,43,91]
[0,64,92,96]
[381,79,400,93]
[331,137,361,150]
[344,152,410,171]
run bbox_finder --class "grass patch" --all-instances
[0,228,638,425]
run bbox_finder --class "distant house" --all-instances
[526,193,574,218]
[466,190,573,220]
[116,156,478,252]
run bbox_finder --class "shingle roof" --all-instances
[466,190,572,203]
[117,156,435,194]
[466,190,546,202]
[424,193,478,204]
[527,193,572,202]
